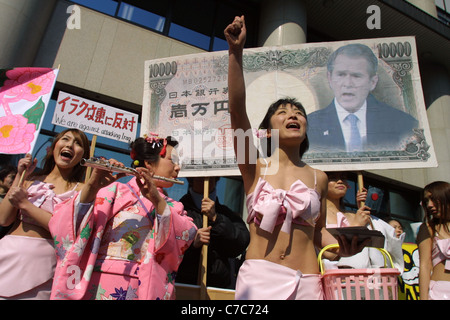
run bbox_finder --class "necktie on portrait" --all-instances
[345,113,362,152]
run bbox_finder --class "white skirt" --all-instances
[0,235,55,299]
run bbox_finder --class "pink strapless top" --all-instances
[432,237,450,270]
[246,177,321,234]
[20,180,78,226]
[326,211,350,228]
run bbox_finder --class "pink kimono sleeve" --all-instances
[137,196,197,300]
[49,183,135,300]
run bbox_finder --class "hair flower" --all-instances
[143,132,163,147]
[143,132,168,157]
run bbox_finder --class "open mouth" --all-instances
[60,150,74,161]
[286,122,300,129]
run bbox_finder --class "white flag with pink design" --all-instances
[0,67,58,154]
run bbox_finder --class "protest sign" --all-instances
[53,91,138,144]
[142,36,437,176]
[0,68,58,155]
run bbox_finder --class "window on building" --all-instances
[169,23,211,50]
[435,0,450,25]
[70,0,118,15]
[69,0,259,51]
[117,3,165,32]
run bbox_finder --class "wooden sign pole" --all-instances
[357,172,365,207]
[198,177,209,299]
[84,135,97,182]
[357,171,375,230]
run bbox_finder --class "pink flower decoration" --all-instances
[0,68,56,103]
[0,114,36,154]
[143,132,162,144]
[143,132,167,156]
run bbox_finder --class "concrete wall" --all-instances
[39,2,204,110]
[0,0,57,67]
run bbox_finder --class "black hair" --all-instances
[258,97,309,157]
[130,135,178,168]
[0,165,17,181]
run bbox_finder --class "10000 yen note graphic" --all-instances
[142,36,436,176]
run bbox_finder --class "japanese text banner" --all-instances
[142,36,437,177]
[53,91,138,144]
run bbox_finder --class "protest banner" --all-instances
[53,91,139,181]
[53,91,138,145]
[142,36,437,176]
[398,242,420,300]
[0,67,58,155]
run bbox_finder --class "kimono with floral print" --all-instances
[49,177,197,300]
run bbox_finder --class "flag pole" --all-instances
[198,176,209,299]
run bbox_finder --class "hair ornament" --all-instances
[130,149,137,160]
[159,138,168,157]
[144,132,163,147]
[143,132,168,157]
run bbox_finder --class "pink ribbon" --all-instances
[436,238,450,271]
[251,178,313,233]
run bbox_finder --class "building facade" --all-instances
[0,0,449,242]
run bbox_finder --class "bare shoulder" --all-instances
[308,166,327,197]
[416,222,432,244]
[314,168,328,184]
[310,166,327,187]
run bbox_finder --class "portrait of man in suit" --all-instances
[307,43,418,153]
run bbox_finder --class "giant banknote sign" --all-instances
[142,37,437,177]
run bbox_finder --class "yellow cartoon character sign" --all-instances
[398,243,420,300]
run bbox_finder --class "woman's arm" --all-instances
[79,159,126,204]
[315,171,337,251]
[417,223,433,300]
[0,154,37,227]
[224,16,256,188]
[7,187,53,230]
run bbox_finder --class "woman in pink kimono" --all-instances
[49,134,197,300]
[0,129,90,299]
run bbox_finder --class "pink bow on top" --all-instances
[247,178,316,234]
[436,238,450,271]
[21,181,76,224]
